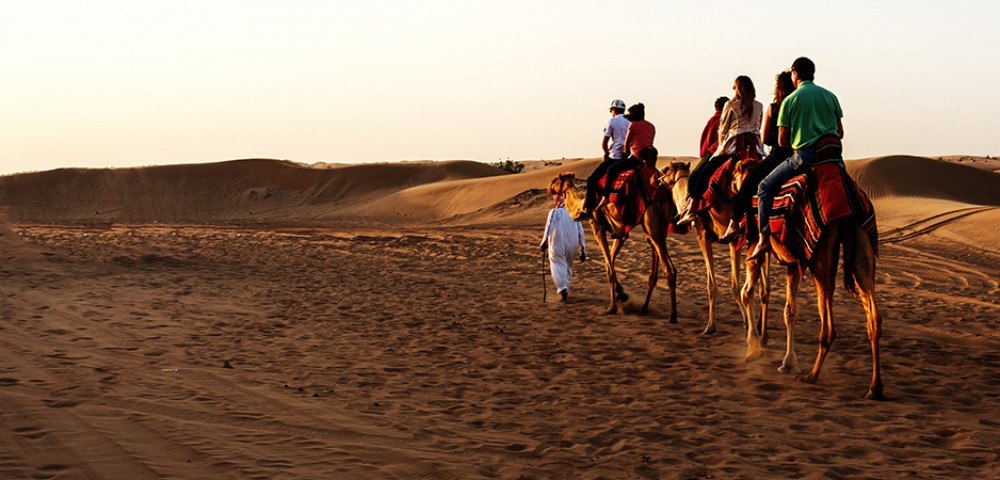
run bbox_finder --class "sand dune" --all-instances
[2,154,996,227]
[0,154,997,478]
[847,155,1000,205]
[0,159,506,224]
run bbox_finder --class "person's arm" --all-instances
[760,105,774,146]
[623,127,634,158]
[837,119,844,139]
[714,102,732,156]
[577,221,586,261]
[778,127,791,149]
[602,135,611,156]
[540,210,554,250]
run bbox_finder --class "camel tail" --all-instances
[841,220,861,298]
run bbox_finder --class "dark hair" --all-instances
[774,71,796,103]
[791,57,815,81]
[625,102,645,122]
[714,96,729,111]
[639,146,658,165]
[611,107,625,115]
[733,76,756,120]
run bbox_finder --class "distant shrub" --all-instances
[493,159,524,174]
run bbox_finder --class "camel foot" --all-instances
[606,306,618,315]
[777,364,801,374]
[744,346,764,363]
[864,389,886,401]
[668,313,678,324]
[760,334,769,347]
[799,373,819,384]
[865,382,886,401]
[700,324,716,335]
[616,292,630,302]
[639,306,649,316]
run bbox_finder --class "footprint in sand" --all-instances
[13,426,50,440]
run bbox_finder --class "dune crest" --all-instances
[848,155,1000,205]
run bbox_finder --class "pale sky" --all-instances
[2,0,998,174]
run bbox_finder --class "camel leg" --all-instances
[728,242,748,335]
[759,254,771,346]
[741,257,764,362]
[599,236,627,314]
[664,244,678,323]
[698,226,717,334]
[646,232,677,323]
[803,232,840,384]
[858,274,884,400]
[591,225,619,315]
[851,227,885,400]
[641,239,659,315]
[778,265,802,374]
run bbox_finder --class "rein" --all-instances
[660,172,689,189]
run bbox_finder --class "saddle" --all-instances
[750,160,877,264]
[596,161,664,235]
[691,133,763,218]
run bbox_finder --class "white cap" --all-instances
[610,99,626,109]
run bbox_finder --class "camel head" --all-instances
[660,161,691,210]
[547,172,585,216]
[547,172,577,196]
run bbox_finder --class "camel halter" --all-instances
[660,172,689,189]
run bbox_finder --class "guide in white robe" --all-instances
[539,196,586,298]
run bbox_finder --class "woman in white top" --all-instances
[677,75,764,224]
[714,75,764,158]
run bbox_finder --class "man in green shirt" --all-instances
[749,57,844,260]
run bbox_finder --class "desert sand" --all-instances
[0,155,997,479]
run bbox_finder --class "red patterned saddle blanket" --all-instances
[597,163,664,234]
[751,160,878,264]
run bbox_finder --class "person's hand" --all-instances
[579,252,587,262]
[540,242,548,252]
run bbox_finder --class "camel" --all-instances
[549,166,678,320]
[660,161,768,337]
[732,160,884,400]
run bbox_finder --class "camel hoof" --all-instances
[668,314,678,324]
[639,307,649,316]
[606,306,618,315]
[700,325,716,335]
[799,373,819,384]
[864,389,886,401]
[616,292,630,302]
[744,348,764,363]
[777,365,801,374]
[865,383,886,401]
[760,335,769,347]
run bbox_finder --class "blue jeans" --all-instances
[756,149,814,234]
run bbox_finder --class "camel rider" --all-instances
[749,57,844,260]
[700,96,729,164]
[577,99,630,220]
[593,102,657,204]
[541,194,587,302]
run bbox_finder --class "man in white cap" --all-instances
[577,99,630,220]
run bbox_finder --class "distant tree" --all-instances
[493,159,524,174]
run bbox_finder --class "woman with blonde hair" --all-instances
[719,71,797,242]
[677,75,764,224]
